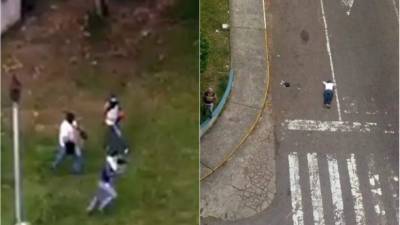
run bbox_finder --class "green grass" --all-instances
[200,0,230,122]
[1,5,199,225]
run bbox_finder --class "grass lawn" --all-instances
[200,0,230,122]
[1,1,198,225]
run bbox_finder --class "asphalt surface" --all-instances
[203,0,399,224]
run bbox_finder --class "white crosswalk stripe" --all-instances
[384,160,399,224]
[327,155,345,225]
[346,153,366,225]
[307,153,325,225]
[288,152,304,225]
[288,152,398,225]
[367,154,387,225]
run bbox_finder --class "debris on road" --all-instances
[280,80,290,87]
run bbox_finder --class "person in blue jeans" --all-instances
[51,112,87,174]
[87,151,127,214]
[323,80,336,108]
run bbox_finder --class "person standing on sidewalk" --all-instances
[51,112,87,174]
[322,80,336,108]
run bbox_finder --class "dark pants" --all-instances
[204,103,214,118]
[323,90,334,105]
[87,181,117,212]
[105,125,129,155]
[52,145,83,173]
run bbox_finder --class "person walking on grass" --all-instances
[104,94,124,136]
[103,94,128,155]
[203,87,217,118]
[51,112,87,174]
[86,151,127,214]
[323,80,336,108]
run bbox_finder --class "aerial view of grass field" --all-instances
[1,1,198,225]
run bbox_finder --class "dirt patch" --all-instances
[1,0,187,131]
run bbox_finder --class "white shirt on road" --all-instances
[323,81,336,91]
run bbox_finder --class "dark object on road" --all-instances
[280,80,290,87]
[300,30,309,43]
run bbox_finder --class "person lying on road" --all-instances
[322,80,336,108]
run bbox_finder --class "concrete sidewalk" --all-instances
[200,0,275,221]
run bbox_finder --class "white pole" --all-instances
[12,102,22,224]
[10,74,28,225]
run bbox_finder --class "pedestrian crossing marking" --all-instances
[327,155,345,225]
[307,153,325,225]
[283,119,378,133]
[385,162,399,223]
[288,152,398,225]
[288,152,304,225]
[367,154,387,225]
[346,154,366,225]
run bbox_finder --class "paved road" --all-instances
[204,0,399,224]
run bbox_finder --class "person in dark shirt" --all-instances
[203,87,217,118]
[103,95,129,156]
[87,152,126,214]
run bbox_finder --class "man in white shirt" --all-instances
[322,80,336,108]
[51,112,84,174]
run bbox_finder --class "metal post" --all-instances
[9,75,29,225]
[12,102,22,224]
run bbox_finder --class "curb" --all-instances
[200,70,235,138]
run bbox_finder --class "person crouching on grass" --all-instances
[86,151,127,214]
[51,112,87,174]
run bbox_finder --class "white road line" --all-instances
[289,152,305,225]
[391,0,399,20]
[283,119,377,133]
[307,153,325,225]
[347,154,366,225]
[327,155,346,225]
[367,154,387,225]
[262,0,267,29]
[319,0,342,121]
